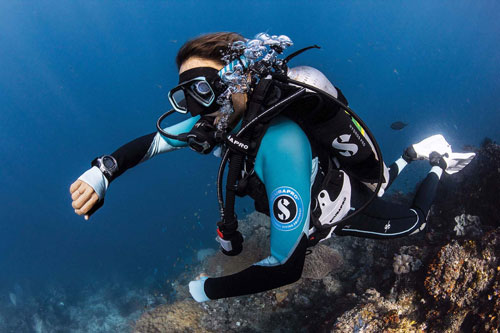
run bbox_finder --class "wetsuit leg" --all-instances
[384,157,408,190]
[335,166,441,239]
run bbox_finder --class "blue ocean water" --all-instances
[0,0,498,330]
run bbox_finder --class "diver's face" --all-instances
[179,57,247,124]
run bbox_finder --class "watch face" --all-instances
[102,156,116,170]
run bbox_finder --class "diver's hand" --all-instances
[70,180,100,220]
[189,274,210,302]
[71,166,109,219]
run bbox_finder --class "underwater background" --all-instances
[0,1,499,331]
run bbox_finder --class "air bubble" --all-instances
[215,32,294,131]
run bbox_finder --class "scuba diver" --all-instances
[69,32,475,302]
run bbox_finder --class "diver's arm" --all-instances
[190,117,312,300]
[83,116,198,185]
[96,115,200,183]
[71,116,199,218]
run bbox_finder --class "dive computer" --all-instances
[91,155,118,181]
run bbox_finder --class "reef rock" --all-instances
[393,247,422,275]
[453,213,482,237]
[196,248,216,262]
[134,300,207,333]
[434,142,500,228]
[331,289,426,332]
[424,229,499,331]
[328,228,500,332]
[302,244,343,279]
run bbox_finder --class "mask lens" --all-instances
[169,89,187,113]
[188,79,215,106]
[193,81,211,96]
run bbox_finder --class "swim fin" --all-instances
[442,152,476,174]
[410,134,452,160]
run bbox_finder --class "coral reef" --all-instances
[433,142,500,229]
[393,246,423,275]
[424,229,499,331]
[0,281,167,332]
[331,289,426,332]
[199,212,270,278]
[134,300,207,333]
[454,213,482,237]
[393,254,419,275]
[332,229,499,332]
[302,244,343,279]
[196,248,216,262]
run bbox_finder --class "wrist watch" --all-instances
[91,155,118,181]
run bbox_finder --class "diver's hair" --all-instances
[176,32,245,69]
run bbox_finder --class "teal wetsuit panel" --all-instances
[254,116,312,263]
[160,115,200,148]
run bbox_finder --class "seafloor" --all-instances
[2,142,499,332]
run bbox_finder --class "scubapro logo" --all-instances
[227,135,249,151]
[273,196,297,223]
[271,187,303,231]
[332,134,358,157]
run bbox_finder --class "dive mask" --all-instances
[168,67,225,116]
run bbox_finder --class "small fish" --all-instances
[390,121,408,130]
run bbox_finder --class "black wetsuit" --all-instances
[335,158,438,239]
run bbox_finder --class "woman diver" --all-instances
[70,32,475,302]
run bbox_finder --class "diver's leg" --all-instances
[384,157,409,190]
[335,166,442,239]
[383,134,452,191]
[335,137,475,239]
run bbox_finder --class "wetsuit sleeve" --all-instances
[109,116,199,181]
[101,116,199,182]
[203,117,312,299]
[78,117,199,198]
